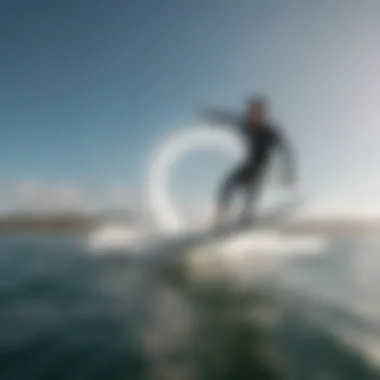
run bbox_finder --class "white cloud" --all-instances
[179,195,380,226]
[106,186,136,210]
[0,181,137,216]
[0,181,91,215]
[294,197,380,221]
[0,180,379,223]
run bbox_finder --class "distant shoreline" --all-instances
[0,214,124,235]
[0,214,378,235]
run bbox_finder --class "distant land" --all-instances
[0,212,379,235]
[0,211,136,235]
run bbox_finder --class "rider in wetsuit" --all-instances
[201,95,297,226]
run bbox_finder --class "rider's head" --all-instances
[245,95,269,125]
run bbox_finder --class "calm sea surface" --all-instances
[0,233,379,379]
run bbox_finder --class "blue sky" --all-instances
[1,0,380,213]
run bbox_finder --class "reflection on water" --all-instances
[0,234,379,379]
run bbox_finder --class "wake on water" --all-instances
[88,195,327,261]
[82,196,380,376]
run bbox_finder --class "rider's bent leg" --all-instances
[215,165,249,225]
[239,166,265,223]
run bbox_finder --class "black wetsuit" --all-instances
[205,109,295,220]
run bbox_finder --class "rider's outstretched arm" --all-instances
[200,107,241,128]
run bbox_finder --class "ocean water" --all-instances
[0,233,379,379]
